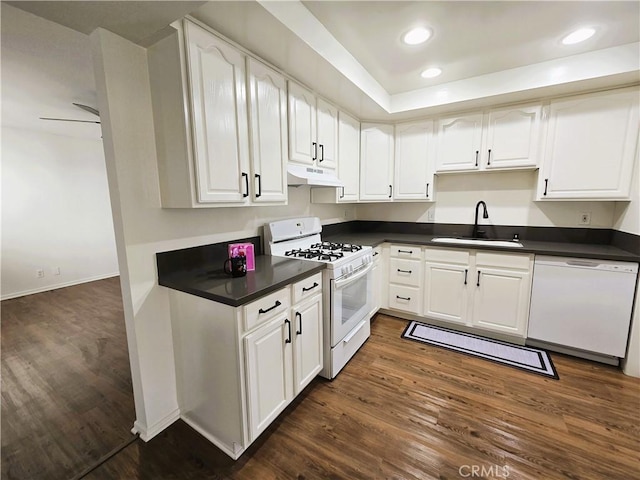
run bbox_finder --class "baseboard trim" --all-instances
[1,272,120,301]
[131,408,181,442]
[181,415,245,459]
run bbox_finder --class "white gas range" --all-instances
[265,217,374,379]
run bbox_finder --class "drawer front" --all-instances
[243,287,291,332]
[331,319,370,378]
[424,247,470,265]
[388,285,421,314]
[292,272,323,304]
[475,251,532,270]
[389,258,421,287]
[390,244,422,260]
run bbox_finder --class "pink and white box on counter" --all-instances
[228,243,255,271]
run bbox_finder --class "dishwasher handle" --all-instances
[565,260,601,268]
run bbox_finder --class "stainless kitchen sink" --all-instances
[431,237,523,248]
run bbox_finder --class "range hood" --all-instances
[287,164,344,187]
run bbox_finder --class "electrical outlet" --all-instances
[344,209,349,219]
[579,212,591,225]
[36,269,44,278]
[427,209,435,222]
[53,267,61,276]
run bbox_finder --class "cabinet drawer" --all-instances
[292,272,323,304]
[388,285,421,314]
[424,247,470,265]
[390,244,422,259]
[475,252,531,270]
[243,287,291,332]
[389,258,421,287]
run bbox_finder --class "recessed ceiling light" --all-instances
[421,67,442,79]
[403,27,431,45]
[562,27,596,45]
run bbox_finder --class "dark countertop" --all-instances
[324,232,640,263]
[159,255,325,307]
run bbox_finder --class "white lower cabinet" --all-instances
[387,245,423,315]
[422,248,533,338]
[169,274,322,460]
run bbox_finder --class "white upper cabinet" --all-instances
[537,88,639,200]
[483,105,541,170]
[247,58,288,203]
[436,113,484,172]
[394,120,435,201]
[186,21,250,204]
[288,82,338,171]
[360,123,394,201]
[148,20,287,207]
[436,105,542,173]
[316,99,339,170]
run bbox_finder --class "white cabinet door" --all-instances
[394,121,435,200]
[244,314,293,441]
[292,296,323,394]
[470,268,530,336]
[337,111,360,202]
[185,22,250,204]
[247,59,288,203]
[436,113,483,172]
[538,89,639,200]
[316,99,338,171]
[484,105,541,170]
[360,123,394,201]
[288,82,317,166]
[423,262,470,325]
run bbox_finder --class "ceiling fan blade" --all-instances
[72,103,100,117]
[40,117,101,124]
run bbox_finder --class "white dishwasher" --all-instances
[527,256,638,363]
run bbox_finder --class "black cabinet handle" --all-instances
[487,149,492,165]
[544,178,548,196]
[340,186,345,199]
[258,300,281,314]
[373,251,379,257]
[475,150,479,167]
[397,269,412,274]
[477,271,481,287]
[319,144,324,162]
[398,249,413,254]
[241,172,249,198]
[285,318,292,344]
[255,174,262,198]
[396,295,411,301]
[426,183,430,198]
[389,185,392,198]
[302,282,319,292]
[312,142,317,161]
[464,269,468,285]
[295,311,302,335]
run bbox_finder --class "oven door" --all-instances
[330,262,373,346]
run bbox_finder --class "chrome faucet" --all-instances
[472,201,489,238]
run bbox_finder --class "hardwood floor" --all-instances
[85,314,640,480]
[1,277,135,480]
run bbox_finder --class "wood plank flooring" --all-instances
[1,277,135,480]
[86,314,639,480]
[3,279,639,480]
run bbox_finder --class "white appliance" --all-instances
[265,217,373,378]
[527,256,638,364]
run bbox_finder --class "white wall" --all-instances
[357,170,617,228]
[1,127,119,300]
[91,28,355,440]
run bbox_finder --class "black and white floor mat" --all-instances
[402,321,559,379]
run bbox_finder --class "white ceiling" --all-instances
[2,0,639,138]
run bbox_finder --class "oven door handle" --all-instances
[334,262,373,289]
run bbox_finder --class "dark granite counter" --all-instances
[158,255,325,307]
[324,232,640,263]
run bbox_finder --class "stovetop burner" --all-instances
[284,248,345,261]
[310,242,363,253]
